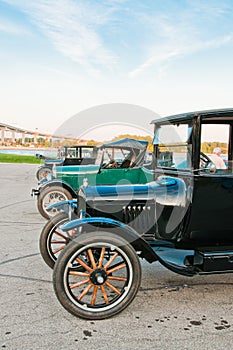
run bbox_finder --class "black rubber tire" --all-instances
[36,166,52,181]
[37,186,73,219]
[53,231,141,320]
[39,212,70,269]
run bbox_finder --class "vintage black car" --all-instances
[35,145,97,180]
[48,108,233,320]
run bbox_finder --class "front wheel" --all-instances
[39,212,72,269]
[53,232,141,320]
[36,166,52,181]
[37,186,73,219]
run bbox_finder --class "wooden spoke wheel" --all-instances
[53,232,141,320]
[39,212,74,269]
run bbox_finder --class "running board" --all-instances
[152,246,197,277]
[195,250,233,273]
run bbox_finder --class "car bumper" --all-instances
[31,188,40,197]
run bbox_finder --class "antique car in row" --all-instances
[32,138,154,219]
[39,177,183,269]
[35,145,97,180]
[47,108,233,320]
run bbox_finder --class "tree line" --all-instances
[201,142,228,154]
[86,134,153,151]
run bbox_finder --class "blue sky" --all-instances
[1,0,233,138]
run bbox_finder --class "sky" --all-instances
[1,0,233,140]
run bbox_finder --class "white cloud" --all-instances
[2,0,233,78]
[3,0,118,74]
[129,2,233,77]
[0,17,29,35]
[129,34,233,78]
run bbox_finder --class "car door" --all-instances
[153,120,194,241]
[96,167,142,185]
[186,120,233,244]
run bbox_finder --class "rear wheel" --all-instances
[53,232,141,320]
[39,212,73,269]
[37,186,73,219]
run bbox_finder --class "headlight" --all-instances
[52,164,56,177]
[83,177,88,187]
[77,189,87,217]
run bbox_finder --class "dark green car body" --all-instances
[41,138,154,190]
[32,138,154,218]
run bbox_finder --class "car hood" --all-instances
[79,176,187,207]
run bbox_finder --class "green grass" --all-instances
[0,153,42,164]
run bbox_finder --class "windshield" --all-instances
[153,124,192,145]
[153,123,193,170]
[94,146,145,168]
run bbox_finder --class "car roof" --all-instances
[99,138,148,150]
[64,145,95,149]
[151,108,233,125]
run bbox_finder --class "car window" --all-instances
[95,149,104,166]
[101,148,131,166]
[200,124,229,174]
[154,123,192,170]
[81,148,95,158]
[66,147,77,157]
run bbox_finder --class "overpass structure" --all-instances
[0,122,77,145]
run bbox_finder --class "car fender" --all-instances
[37,164,46,170]
[61,217,158,263]
[61,216,196,276]
[38,180,77,198]
[46,199,78,214]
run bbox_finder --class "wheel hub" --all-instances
[90,268,107,285]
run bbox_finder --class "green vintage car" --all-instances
[31,138,154,219]
[35,145,97,180]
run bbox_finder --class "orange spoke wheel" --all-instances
[53,231,141,320]
[39,212,74,269]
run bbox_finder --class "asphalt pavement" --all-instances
[1,163,233,350]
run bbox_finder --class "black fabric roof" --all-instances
[100,138,148,150]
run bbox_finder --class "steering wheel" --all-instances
[200,152,212,169]
[102,159,117,169]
